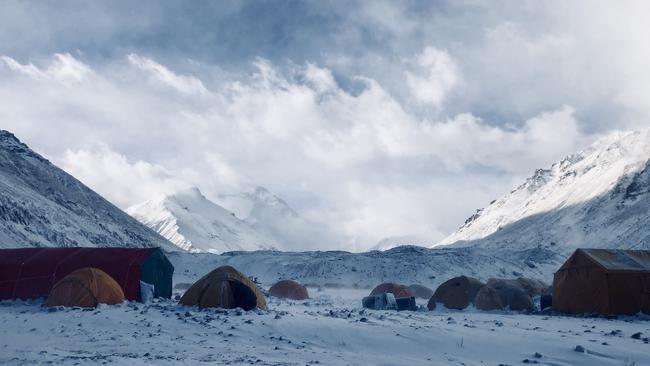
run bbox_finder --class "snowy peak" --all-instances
[216,186,334,251]
[216,186,298,222]
[440,129,650,251]
[127,187,279,253]
[0,131,50,167]
[0,130,33,154]
[249,186,298,217]
[0,129,174,250]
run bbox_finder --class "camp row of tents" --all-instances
[44,266,309,309]
[2,248,650,316]
[362,276,548,312]
[363,248,650,316]
[0,248,309,309]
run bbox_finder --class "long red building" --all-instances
[0,247,174,302]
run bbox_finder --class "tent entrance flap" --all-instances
[140,248,174,299]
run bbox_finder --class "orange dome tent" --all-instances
[269,280,309,300]
[46,267,125,308]
[370,283,414,298]
[180,266,267,310]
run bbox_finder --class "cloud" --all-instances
[0,51,597,250]
[127,54,208,96]
[405,47,459,107]
[1,1,648,250]
[1,53,92,84]
[61,146,190,208]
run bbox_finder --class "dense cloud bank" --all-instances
[1,1,649,250]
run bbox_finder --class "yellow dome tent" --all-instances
[180,266,267,310]
[46,267,125,308]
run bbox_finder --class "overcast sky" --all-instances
[1,1,649,250]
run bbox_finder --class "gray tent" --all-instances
[408,284,434,299]
[362,292,398,310]
[486,278,534,311]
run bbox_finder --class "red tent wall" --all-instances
[0,248,157,301]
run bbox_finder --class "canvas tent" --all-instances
[395,296,417,311]
[429,276,484,310]
[180,266,267,310]
[408,284,434,299]
[362,292,398,310]
[485,278,548,298]
[0,248,173,302]
[269,279,309,300]
[369,283,414,298]
[46,267,125,308]
[362,292,417,311]
[554,248,650,315]
[486,278,534,311]
[474,285,504,311]
[515,277,548,297]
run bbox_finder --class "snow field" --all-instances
[1,286,649,366]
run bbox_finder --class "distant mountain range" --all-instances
[439,130,650,254]
[4,125,650,262]
[127,184,330,253]
[0,130,174,249]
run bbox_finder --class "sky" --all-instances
[1,1,650,251]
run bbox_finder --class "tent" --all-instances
[540,294,552,310]
[474,285,504,311]
[362,292,398,310]
[429,276,484,310]
[408,284,434,299]
[516,277,549,297]
[269,279,309,300]
[395,296,417,311]
[553,248,650,315]
[46,267,125,308]
[180,266,267,310]
[486,279,534,311]
[0,248,173,302]
[485,277,547,297]
[369,283,414,298]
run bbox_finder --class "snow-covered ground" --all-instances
[2,252,650,366]
[2,288,649,366]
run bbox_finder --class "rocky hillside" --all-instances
[0,130,174,249]
[440,130,650,253]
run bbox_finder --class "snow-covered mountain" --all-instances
[0,130,174,249]
[127,187,279,253]
[439,130,650,253]
[217,186,336,251]
[216,186,298,223]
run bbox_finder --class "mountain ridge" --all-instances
[127,186,280,253]
[0,130,174,250]
[439,129,650,253]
